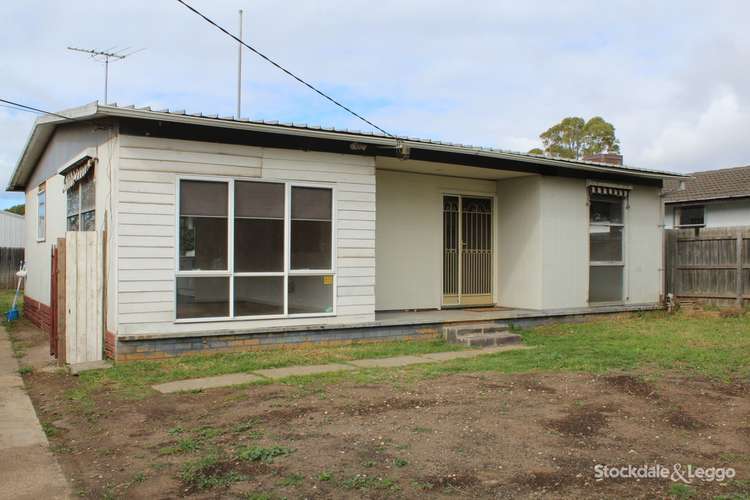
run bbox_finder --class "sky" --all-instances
[1,0,749,209]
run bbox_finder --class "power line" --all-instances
[0,98,72,120]
[175,0,394,138]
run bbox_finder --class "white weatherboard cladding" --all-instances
[115,135,376,336]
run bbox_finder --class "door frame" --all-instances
[440,191,497,308]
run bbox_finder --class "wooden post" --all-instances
[737,231,743,307]
[56,238,66,365]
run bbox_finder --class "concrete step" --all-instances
[443,322,510,342]
[456,331,523,348]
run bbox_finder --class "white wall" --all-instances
[539,177,589,309]
[375,169,497,311]
[496,176,543,309]
[24,123,111,305]
[665,198,750,229]
[115,135,376,336]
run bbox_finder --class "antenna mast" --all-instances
[67,46,143,103]
[237,9,243,119]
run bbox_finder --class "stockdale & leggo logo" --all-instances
[594,463,736,484]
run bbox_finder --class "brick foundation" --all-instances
[115,325,441,362]
[24,296,52,334]
[104,330,117,360]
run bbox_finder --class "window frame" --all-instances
[37,182,46,242]
[588,194,626,304]
[174,175,337,323]
[675,204,705,228]
[66,169,96,232]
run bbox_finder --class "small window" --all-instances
[678,206,704,227]
[37,183,46,241]
[67,169,96,231]
[291,187,332,270]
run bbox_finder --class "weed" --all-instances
[180,454,243,491]
[318,471,332,481]
[412,426,432,433]
[394,457,409,468]
[132,472,146,483]
[342,474,398,491]
[18,365,32,375]
[196,426,222,439]
[236,445,293,463]
[278,473,304,487]
[41,422,59,438]
[233,417,261,433]
[167,426,184,436]
[668,483,696,499]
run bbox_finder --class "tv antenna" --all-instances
[67,46,144,103]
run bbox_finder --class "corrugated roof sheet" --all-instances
[662,165,750,203]
[102,102,681,178]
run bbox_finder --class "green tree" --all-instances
[5,204,24,215]
[529,116,620,160]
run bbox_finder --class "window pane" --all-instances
[291,220,332,270]
[176,276,229,319]
[67,185,80,217]
[179,216,228,270]
[80,174,95,212]
[38,191,45,240]
[288,275,334,314]
[291,187,332,221]
[67,215,79,232]
[234,276,284,316]
[589,226,623,262]
[590,195,623,223]
[82,211,96,231]
[679,206,704,226]
[235,181,284,218]
[589,266,623,302]
[234,219,284,272]
[180,180,228,217]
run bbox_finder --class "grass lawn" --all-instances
[67,309,750,402]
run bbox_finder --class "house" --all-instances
[662,165,750,229]
[8,102,684,363]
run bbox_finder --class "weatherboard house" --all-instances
[9,102,684,364]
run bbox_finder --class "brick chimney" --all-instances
[581,152,623,166]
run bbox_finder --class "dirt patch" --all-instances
[546,406,609,437]
[665,408,709,430]
[346,397,438,416]
[603,374,658,399]
[419,472,479,490]
[21,366,750,499]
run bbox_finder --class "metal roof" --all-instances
[7,101,686,191]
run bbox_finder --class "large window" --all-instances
[176,178,335,320]
[37,182,46,241]
[589,193,624,303]
[67,169,96,231]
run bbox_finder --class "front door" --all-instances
[442,195,493,306]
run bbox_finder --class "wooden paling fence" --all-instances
[665,227,750,306]
[0,247,24,289]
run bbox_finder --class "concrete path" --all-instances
[153,344,532,394]
[0,326,70,500]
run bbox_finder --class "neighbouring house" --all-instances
[0,210,25,288]
[8,102,684,364]
[662,165,750,229]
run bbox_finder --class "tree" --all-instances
[5,204,24,215]
[528,116,620,160]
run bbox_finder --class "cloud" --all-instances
[1,0,750,208]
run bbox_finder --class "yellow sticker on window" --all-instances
[323,275,333,285]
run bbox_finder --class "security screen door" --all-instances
[443,195,493,306]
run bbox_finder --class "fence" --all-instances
[665,227,750,306]
[0,247,24,289]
